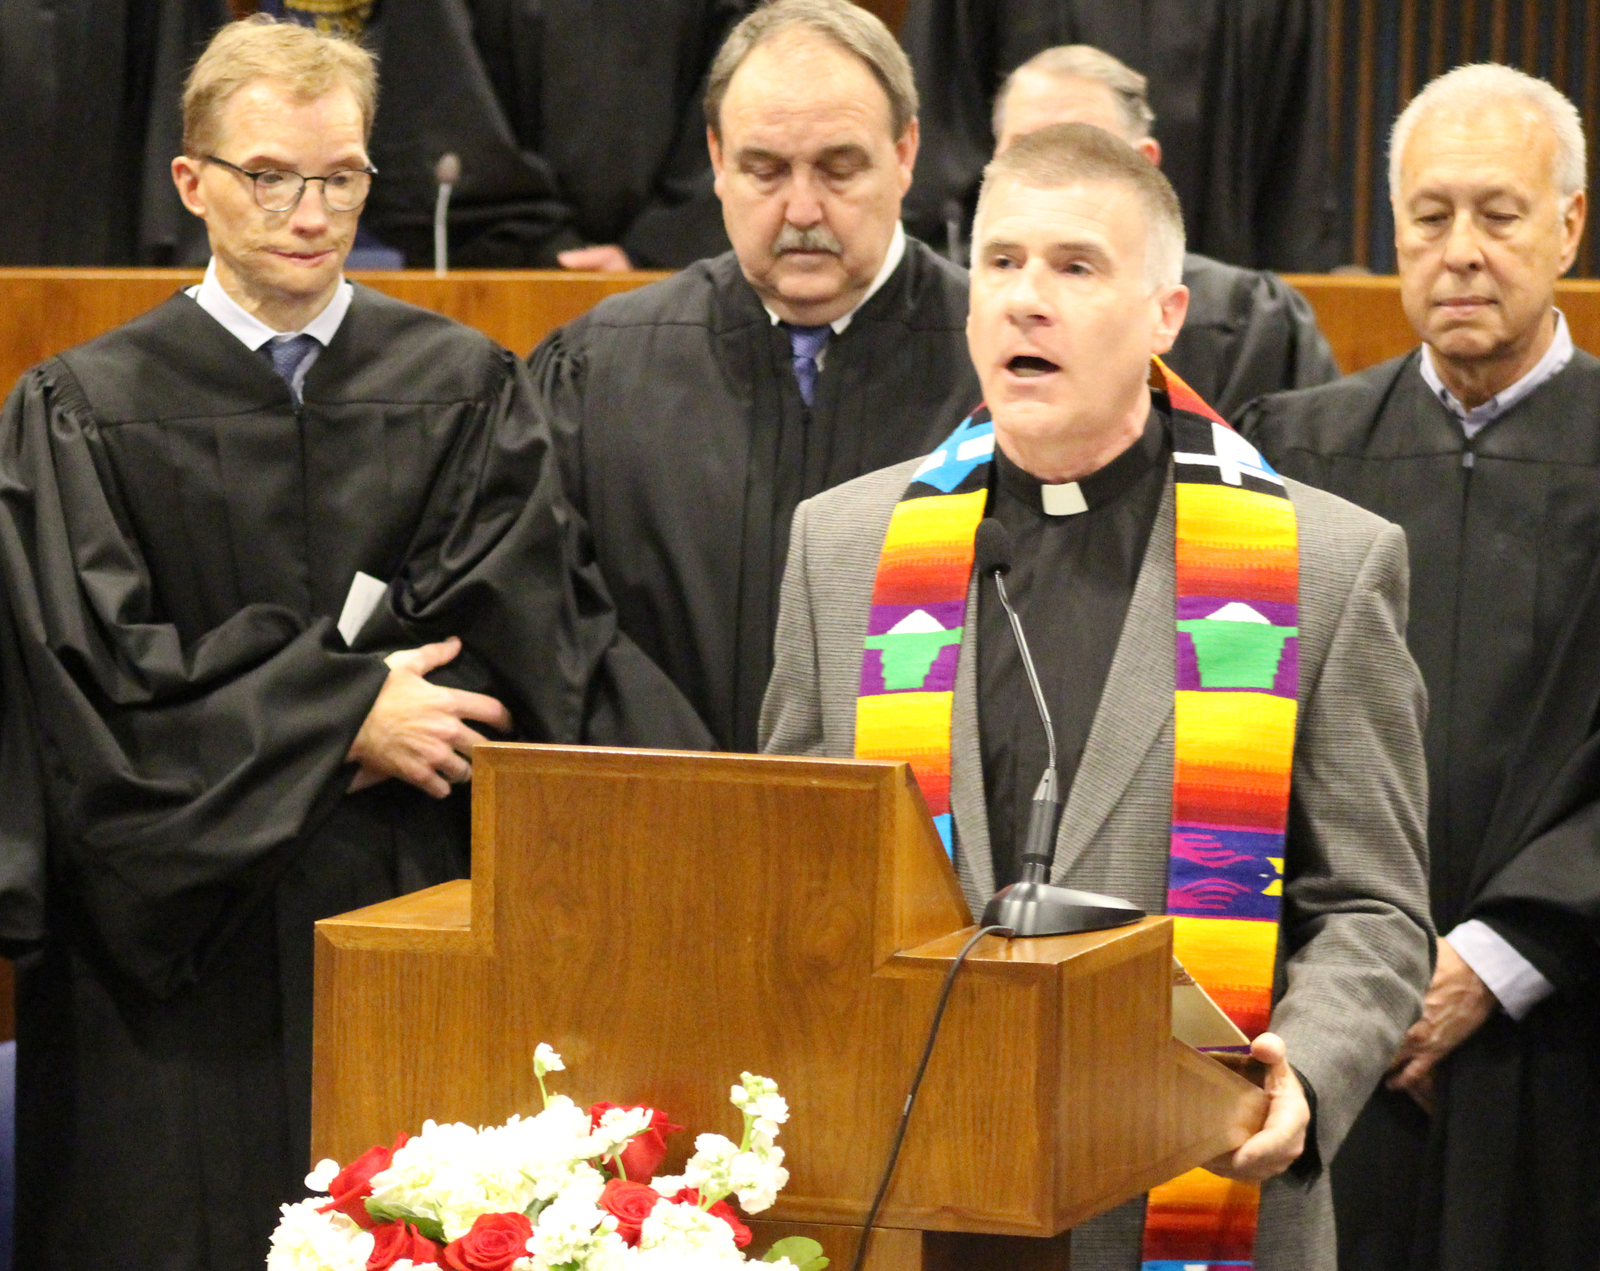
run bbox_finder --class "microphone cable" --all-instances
[848,922,1013,1271]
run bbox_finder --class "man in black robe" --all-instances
[531,0,981,752]
[0,18,706,1270]
[899,0,1337,272]
[983,44,1340,419]
[1240,65,1598,1271]
[354,0,747,269]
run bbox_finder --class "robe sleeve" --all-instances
[380,345,714,751]
[1209,272,1339,420]
[0,365,393,995]
[1468,742,1600,993]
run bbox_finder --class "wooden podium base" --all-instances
[747,1218,1072,1270]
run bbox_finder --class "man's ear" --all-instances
[1151,282,1190,355]
[707,126,726,200]
[895,118,921,195]
[1558,189,1587,274]
[172,155,207,218]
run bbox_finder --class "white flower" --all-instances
[588,1105,654,1160]
[305,1159,341,1193]
[681,1133,738,1201]
[266,1199,374,1271]
[648,1174,688,1197]
[533,1043,565,1078]
[728,1144,788,1214]
[524,1194,626,1270]
[731,1074,789,1140]
[638,1200,741,1259]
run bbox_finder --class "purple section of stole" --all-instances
[866,599,966,636]
[1167,825,1285,920]
[859,644,961,697]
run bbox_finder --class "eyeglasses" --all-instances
[202,154,378,213]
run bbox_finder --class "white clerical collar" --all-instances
[762,221,907,334]
[187,258,354,352]
[1041,483,1089,516]
[1419,308,1573,440]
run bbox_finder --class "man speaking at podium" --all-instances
[761,123,1433,1270]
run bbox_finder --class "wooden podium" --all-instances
[312,745,1265,1269]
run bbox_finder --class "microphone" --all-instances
[973,518,1144,937]
[942,198,964,265]
[433,153,460,278]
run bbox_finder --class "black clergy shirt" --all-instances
[979,404,1171,887]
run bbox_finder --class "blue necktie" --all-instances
[785,323,830,407]
[265,333,320,401]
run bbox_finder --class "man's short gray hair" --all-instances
[704,0,917,141]
[973,122,1185,289]
[992,45,1156,143]
[1389,63,1587,200]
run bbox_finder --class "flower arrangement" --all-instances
[267,1044,827,1271]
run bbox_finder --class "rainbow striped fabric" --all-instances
[853,362,1298,1270]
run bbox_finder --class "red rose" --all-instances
[587,1102,683,1180]
[367,1221,443,1270]
[442,1212,533,1271]
[668,1187,752,1249]
[597,1178,662,1246]
[319,1133,409,1228]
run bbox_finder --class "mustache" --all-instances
[773,224,843,255]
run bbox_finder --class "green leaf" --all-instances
[362,1199,449,1245]
[762,1235,830,1268]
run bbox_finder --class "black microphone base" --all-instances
[981,881,1145,937]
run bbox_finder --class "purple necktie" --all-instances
[265,333,320,400]
[785,323,830,407]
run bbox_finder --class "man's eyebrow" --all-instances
[735,147,786,166]
[233,152,368,172]
[977,237,1112,259]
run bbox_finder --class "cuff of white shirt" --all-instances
[1446,919,1556,1020]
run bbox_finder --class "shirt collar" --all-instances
[1419,308,1574,439]
[187,257,354,352]
[763,222,907,333]
[993,401,1170,518]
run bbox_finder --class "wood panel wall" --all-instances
[1,269,1598,397]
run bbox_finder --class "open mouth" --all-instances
[1007,355,1060,377]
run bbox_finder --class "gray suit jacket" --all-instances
[760,455,1434,1271]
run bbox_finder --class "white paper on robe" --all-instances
[337,571,389,646]
[1171,958,1251,1050]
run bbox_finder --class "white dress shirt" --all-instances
[186,259,355,400]
[1417,309,1573,1020]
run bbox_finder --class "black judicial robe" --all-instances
[361,0,746,268]
[1241,351,1600,1271]
[531,239,981,752]
[1177,254,1339,421]
[0,285,707,1271]
[899,0,1337,271]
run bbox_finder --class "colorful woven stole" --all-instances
[854,362,1298,1271]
